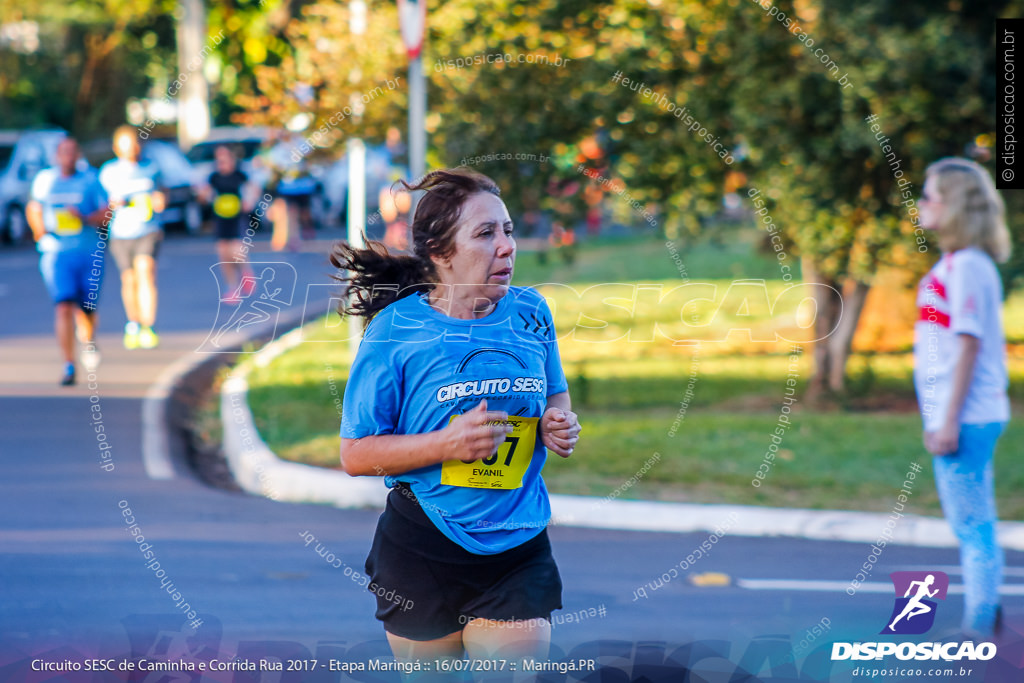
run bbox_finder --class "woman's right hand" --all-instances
[442,400,513,463]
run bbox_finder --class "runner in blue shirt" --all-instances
[99,125,166,349]
[333,169,581,665]
[26,138,109,385]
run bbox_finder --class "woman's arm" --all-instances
[340,399,513,476]
[540,391,581,458]
[925,333,981,455]
[341,430,450,477]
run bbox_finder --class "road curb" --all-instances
[220,325,388,507]
[144,353,201,480]
[143,305,312,489]
[547,494,1024,550]
[210,319,1024,550]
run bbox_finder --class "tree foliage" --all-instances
[0,0,177,138]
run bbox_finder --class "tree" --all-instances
[205,0,309,127]
[239,0,739,223]
[428,0,744,231]
[1,0,176,139]
[238,0,407,156]
[728,0,1021,397]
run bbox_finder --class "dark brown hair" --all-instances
[329,168,501,319]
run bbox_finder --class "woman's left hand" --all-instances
[924,422,959,456]
[540,407,581,458]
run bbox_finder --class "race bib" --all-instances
[441,415,538,490]
[214,193,241,219]
[53,209,83,236]
[128,193,153,221]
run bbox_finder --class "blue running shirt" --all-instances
[30,168,107,253]
[341,286,569,555]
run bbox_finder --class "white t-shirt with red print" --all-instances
[914,247,1010,432]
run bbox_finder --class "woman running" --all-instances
[199,145,255,304]
[915,157,1012,637]
[332,169,581,668]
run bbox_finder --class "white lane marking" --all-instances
[897,564,1024,578]
[737,579,1024,596]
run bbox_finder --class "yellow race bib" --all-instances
[213,193,241,219]
[129,194,153,221]
[441,415,538,489]
[53,209,83,236]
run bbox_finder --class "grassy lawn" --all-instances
[509,231,794,284]
[239,233,1024,520]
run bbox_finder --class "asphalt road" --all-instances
[1,233,1022,682]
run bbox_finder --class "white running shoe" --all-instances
[81,344,101,372]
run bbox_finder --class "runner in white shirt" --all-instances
[914,157,1012,638]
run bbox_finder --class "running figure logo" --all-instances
[881,571,949,635]
[198,262,296,353]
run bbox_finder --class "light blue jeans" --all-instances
[932,421,1007,635]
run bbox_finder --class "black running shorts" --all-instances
[214,216,244,241]
[364,483,563,641]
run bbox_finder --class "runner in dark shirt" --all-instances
[199,145,255,304]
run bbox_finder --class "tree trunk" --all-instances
[826,279,871,392]
[76,32,122,137]
[802,256,840,403]
[801,258,872,403]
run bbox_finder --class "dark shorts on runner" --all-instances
[281,193,312,209]
[364,483,563,641]
[110,231,163,272]
[214,216,245,241]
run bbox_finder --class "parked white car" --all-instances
[0,129,67,244]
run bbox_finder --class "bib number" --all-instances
[214,193,241,219]
[128,193,154,221]
[53,208,83,236]
[441,415,538,489]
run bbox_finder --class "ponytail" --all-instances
[329,240,434,319]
